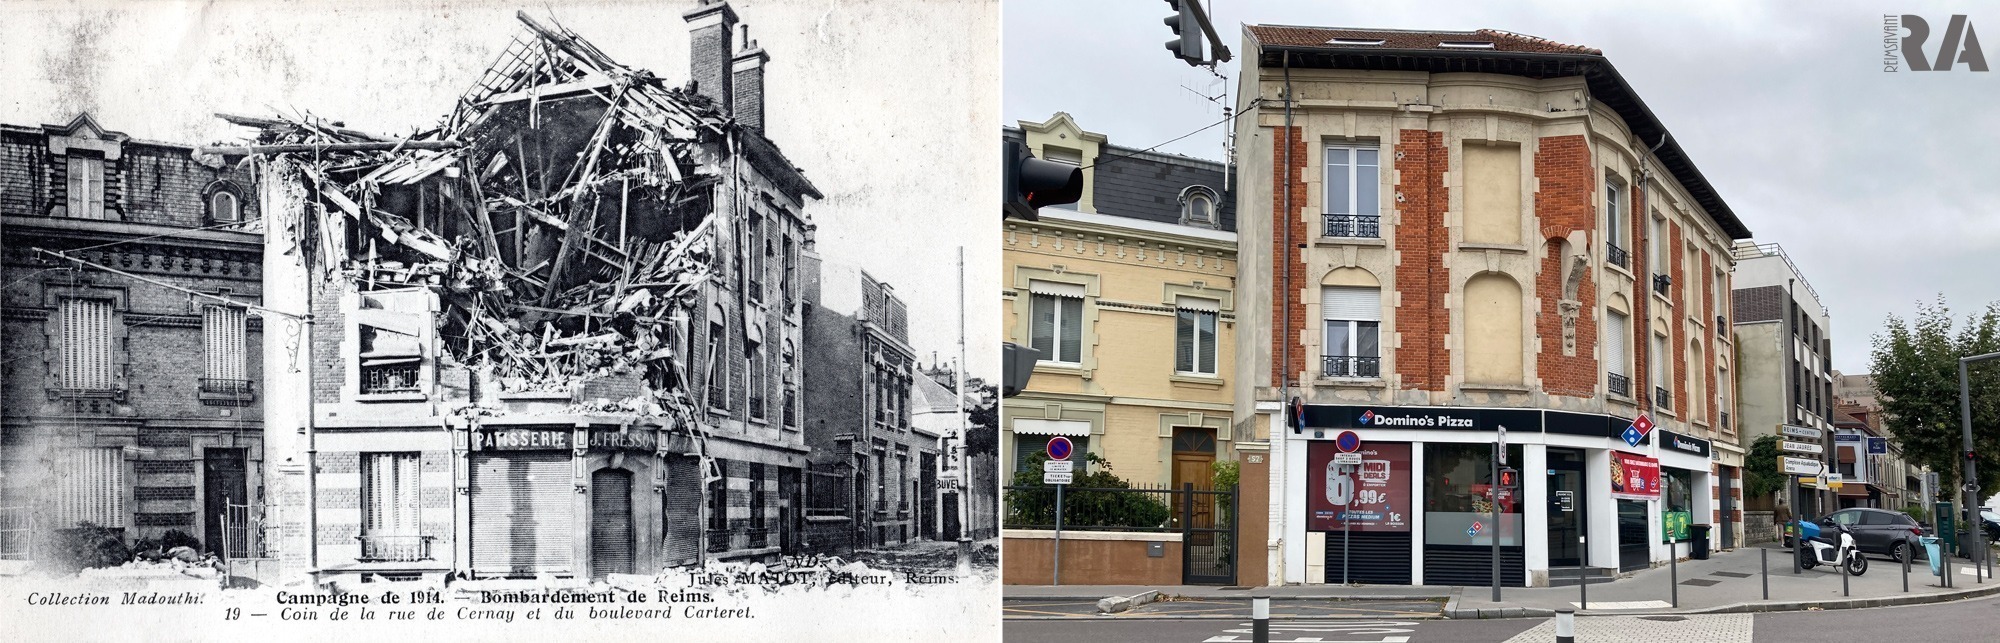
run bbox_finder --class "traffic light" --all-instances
[1163,0,1204,66]
[1001,342,1042,398]
[1003,140,1082,221]
[1499,468,1519,488]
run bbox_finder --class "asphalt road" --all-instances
[1003,594,2000,642]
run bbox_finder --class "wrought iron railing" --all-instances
[0,506,32,561]
[707,379,727,409]
[1322,214,1382,239]
[749,394,765,420]
[200,378,254,396]
[1608,372,1631,397]
[1717,315,1728,333]
[359,362,421,394]
[1607,242,1630,269]
[1720,411,1731,432]
[1656,386,1672,411]
[356,534,434,562]
[707,532,731,554]
[1321,355,1382,378]
[783,389,798,427]
[746,528,770,549]
[1652,273,1672,296]
[221,502,267,559]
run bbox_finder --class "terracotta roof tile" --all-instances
[1248,25,1601,56]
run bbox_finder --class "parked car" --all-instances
[1979,509,2000,542]
[1811,508,1928,563]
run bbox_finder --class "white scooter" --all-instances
[1796,519,1868,576]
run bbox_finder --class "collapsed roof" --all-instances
[214,12,808,411]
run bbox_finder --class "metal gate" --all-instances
[1181,483,1237,585]
[470,453,573,576]
[220,501,267,559]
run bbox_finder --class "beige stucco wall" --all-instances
[1462,143,1523,246]
[1002,211,1238,487]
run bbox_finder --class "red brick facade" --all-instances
[1532,136,1598,398]
[1270,126,1309,385]
[1393,129,1449,392]
[1630,181,1651,409]
[1701,251,1717,428]
[1669,220,1687,416]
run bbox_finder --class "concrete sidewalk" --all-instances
[1002,544,2000,619]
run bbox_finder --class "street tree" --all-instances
[1868,296,2000,503]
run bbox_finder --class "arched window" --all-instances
[206,184,241,223]
[1179,185,1219,228]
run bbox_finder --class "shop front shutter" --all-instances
[590,469,634,578]
[470,452,573,575]
[662,455,701,566]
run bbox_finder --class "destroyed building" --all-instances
[0,113,265,558]
[232,3,820,583]
[801,266,940,552]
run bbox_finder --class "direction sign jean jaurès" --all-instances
[1781,440,1824,455]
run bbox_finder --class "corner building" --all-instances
[1232,26,1752,587]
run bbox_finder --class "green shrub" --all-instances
[1006,453,1173,530]
[48,523,130,573]
[1904,505,1928,523]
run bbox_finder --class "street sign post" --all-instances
[1781,424,1823,440]
[1780,456,1823,475]
[1781,441,1824,455]
[1333,453,1363,465]
[1497,425,1509,466]
[1046,437,1073,586]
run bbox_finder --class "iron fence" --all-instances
[1608,372,1631,397]
[356,534,433,562]
[360,361,421,394]
[221,502,268,559]
[199,378,254,396]
[1607,242,1630,269]
[0,506,31,561]
[1657,386,1672,411]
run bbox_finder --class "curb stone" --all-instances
[1441,575,2000,618]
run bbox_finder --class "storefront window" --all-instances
[1662,468,1693,542]
[1423,443,1524,547]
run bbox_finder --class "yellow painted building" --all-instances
[1001,113,1239,491]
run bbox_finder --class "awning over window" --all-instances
[1028,280,1085,298]
[1176,296,1221,312]
[1012,418,1092,437]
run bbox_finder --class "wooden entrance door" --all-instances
[1171,427,1218,536]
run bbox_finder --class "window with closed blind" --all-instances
[59,298,116,391]
[1174,299,1218,375]
[362,453,421,540]
[1321,286,1382,378]
[201,305,252,402]
[46,448,125,528]
[1028,281,1084,364]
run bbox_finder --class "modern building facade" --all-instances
[801,265,940,551]
[1000,113,1239,492]
[1730,241,1837,519]
[1232,26,1753,587]
[0,114,265,556]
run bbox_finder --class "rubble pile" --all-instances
[214,12,745,417]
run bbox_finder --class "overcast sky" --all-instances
[1005,0,2000,374]
[2,0,998,377]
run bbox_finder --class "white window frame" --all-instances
[361,452,421,538]
[1322,144,1381,218]
[1028,287,1084,365]
[66,155,106,219]
[209,190,241,223]
[1320,286,1382,377]
[1174,305,1218,376]
[1604,178,1625,251]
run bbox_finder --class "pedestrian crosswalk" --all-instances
[1503,614,1752,643]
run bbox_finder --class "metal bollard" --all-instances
[1252,595,1270,643]
[1670,542,1678,608]
[1555,608,1576,643]
[1761,548,1769,600]
[1840,545,1850,597]
[1904,545,1911,593]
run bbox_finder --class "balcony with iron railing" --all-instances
[746,528,769,549]
[1322,214,1382,239]
[1720,411,1731,433]
[1652,273,1673,297]
[1717,315,1728,336]
[783,390,798,427]
[356,534,435,562]
[707,532,731,554]
[1606,242,1630,270]
[359,361,421,395]
[199,378,255,405]
[1608,372,1631,398]
[1656,386,1672,411]
[749,394,766,420]
[1321,355,1382,379]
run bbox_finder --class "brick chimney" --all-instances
[682,0,739,113]
[731,24,770,132]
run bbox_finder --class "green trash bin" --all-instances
[1689,524,1712,559]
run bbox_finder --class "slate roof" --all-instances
[1003,127,1235,233]
[1246,26,1601,55]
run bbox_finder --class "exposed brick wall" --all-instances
[1394,129,1449,392]
[1269,126,1308,386]
[1702,252,1717,425]
[0,133,43,215]
[687,10,736,114]
[1532,136,1598,398]
[1631,184,1650,409]
[311,277,345,404]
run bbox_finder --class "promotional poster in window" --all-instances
[1610,451,1662,499]
[1306,442,1410,532]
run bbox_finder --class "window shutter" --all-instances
[1175,311,1195,372]
[204,306,247,381]
[1606,312,1629,376]
[49,448,124,528]
[66,157,85,217]
[61,299,114,390]
[1321,286,1381,321]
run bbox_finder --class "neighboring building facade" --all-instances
[1731,241,1837,519]
[801,265,939,551]
[1232,27,1753,588]
[0,114,264,555]
[261,3,822,584]
[1000,113,1239,492]
[1831,403,1913,511]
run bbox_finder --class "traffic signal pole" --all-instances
[1959,351,2000,579]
